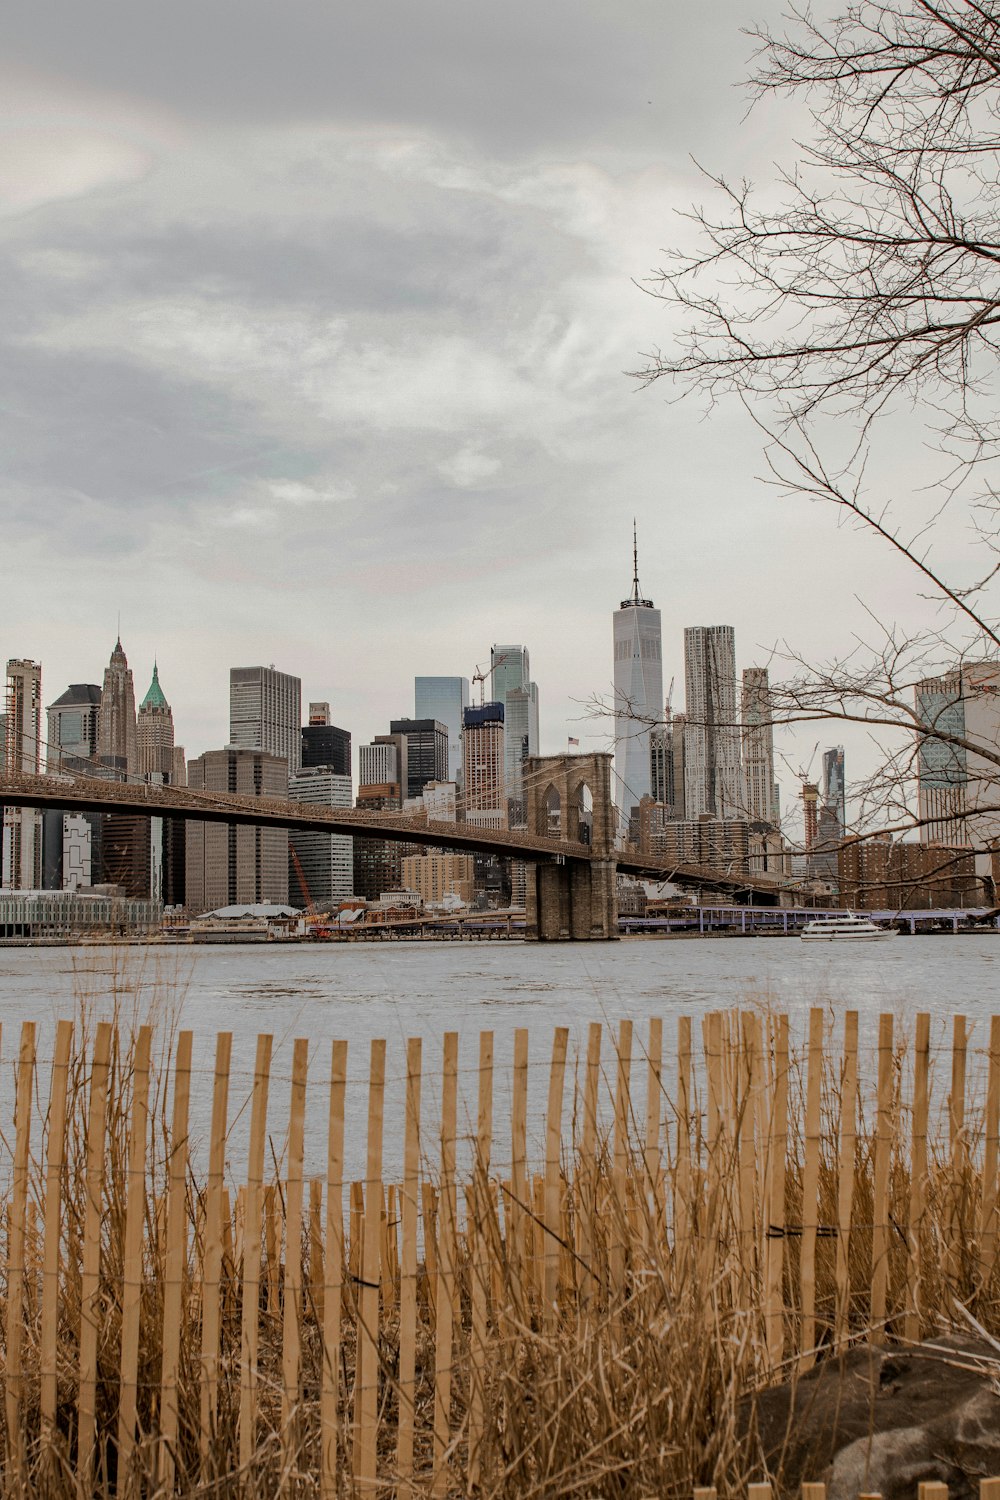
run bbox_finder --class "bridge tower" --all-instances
[523,751,618,941]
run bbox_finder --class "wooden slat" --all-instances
[834,1011,859,1348]
[644,1016,663,1245]
[280,1038,309,1482]
[309,1177,325,1323]
[468,1030,494,1491]
[799,1007,824,1372]
[117,1025,152,1496]
[981,1016,1000,1290]
[396,1037,422,1498]
[948,1014,968,1285]
[979,1479,1000,1500]
[610,1019,633,1305]
[576,1022,602,1310]
[764,1013,788,1369]
[905,1013,931,1343]
[543,1026,569,1325]
[510,1027,529,1317]
[356,1039,386,1491]
[738,1011,760,1304]
[239,1033,273,1473]
[675,1015,692,1265]
[78,1021,112,1488]
[870,1014,894,1331]
[801,1486,827,1500]
[40,1020,73,1436]
[200,1031,232,1472]
[702,1011,724,1286]
[432,1031,459,1497]
[159,1030,193,1492]
[5,1020,34,1480]
[320,1040,348,1500]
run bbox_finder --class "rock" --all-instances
[746,1335,1000,1497]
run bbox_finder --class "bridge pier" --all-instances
[522,752,618,941]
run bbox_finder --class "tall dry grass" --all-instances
[0,1003,997,1497]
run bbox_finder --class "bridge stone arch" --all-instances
[524,752,618,941]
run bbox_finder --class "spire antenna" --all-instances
[632,518,640,599]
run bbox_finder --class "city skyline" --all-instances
[1,0,958,815]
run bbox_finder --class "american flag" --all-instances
[567,736,580,747]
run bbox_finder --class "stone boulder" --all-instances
[747,1335,1000,1497]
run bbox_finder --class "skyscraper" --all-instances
[821,747,846,831]
[44,683,102,891]
[741,667,779,825]
[390,719,449,801]
[612,529,663,816]
[186,748,289,909]
[229,666,301,774]
[916,663,1000,867]
[137,663,176,778]
[288,768,354,908]
[684,626,742,819]
[136,663,185,905]
[462,703,507,829]
[301,701,351,777]
[3,660,43,889]
[97,639,138,775]
[490,645,540,822]
[414,677,470,784]
[47,684,101,774]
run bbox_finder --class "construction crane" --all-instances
[472,649,514,707]
[797,743,821,852]
[777,742,821,851]
[289,844,321,925]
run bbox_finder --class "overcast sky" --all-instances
[2,1,953,814]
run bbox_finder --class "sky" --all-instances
[1,1,961,819]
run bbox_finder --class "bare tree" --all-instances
[633,0,1000,901]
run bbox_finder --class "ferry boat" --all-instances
[800,911,896,942]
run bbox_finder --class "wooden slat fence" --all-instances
[0,1009,999,1495]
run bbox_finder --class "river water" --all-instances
[0,936,997,1181]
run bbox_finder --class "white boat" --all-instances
[800,912,897,942]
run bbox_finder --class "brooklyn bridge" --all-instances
[0,751,788,940]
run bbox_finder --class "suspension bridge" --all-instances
[0,752,789,939]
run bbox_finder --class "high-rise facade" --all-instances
[185,748,289,910]
[741,667,778,825]
[414,677,470,785]
[612,534,663,816]
[288,768,353,909]
[301,701,351,777]
[353,782,403,900]
[47,684,101,774]
[44,682,102,891]
[97,639,138,775]
[3,659,43,889]
[822,747,846,830]
[390,719,449,801]
[229,666,301,774]
[490,644,540,823]
[916,663,1000,863]
[359,738,402,792]
[462,703,507,829]
[137,663,176,778]
[684,626,742,820]
[136,664,185,905]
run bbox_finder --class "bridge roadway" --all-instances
[0,771,787,900]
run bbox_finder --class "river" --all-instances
[0,935,996,1180]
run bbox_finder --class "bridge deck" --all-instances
[0,772,788,897]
